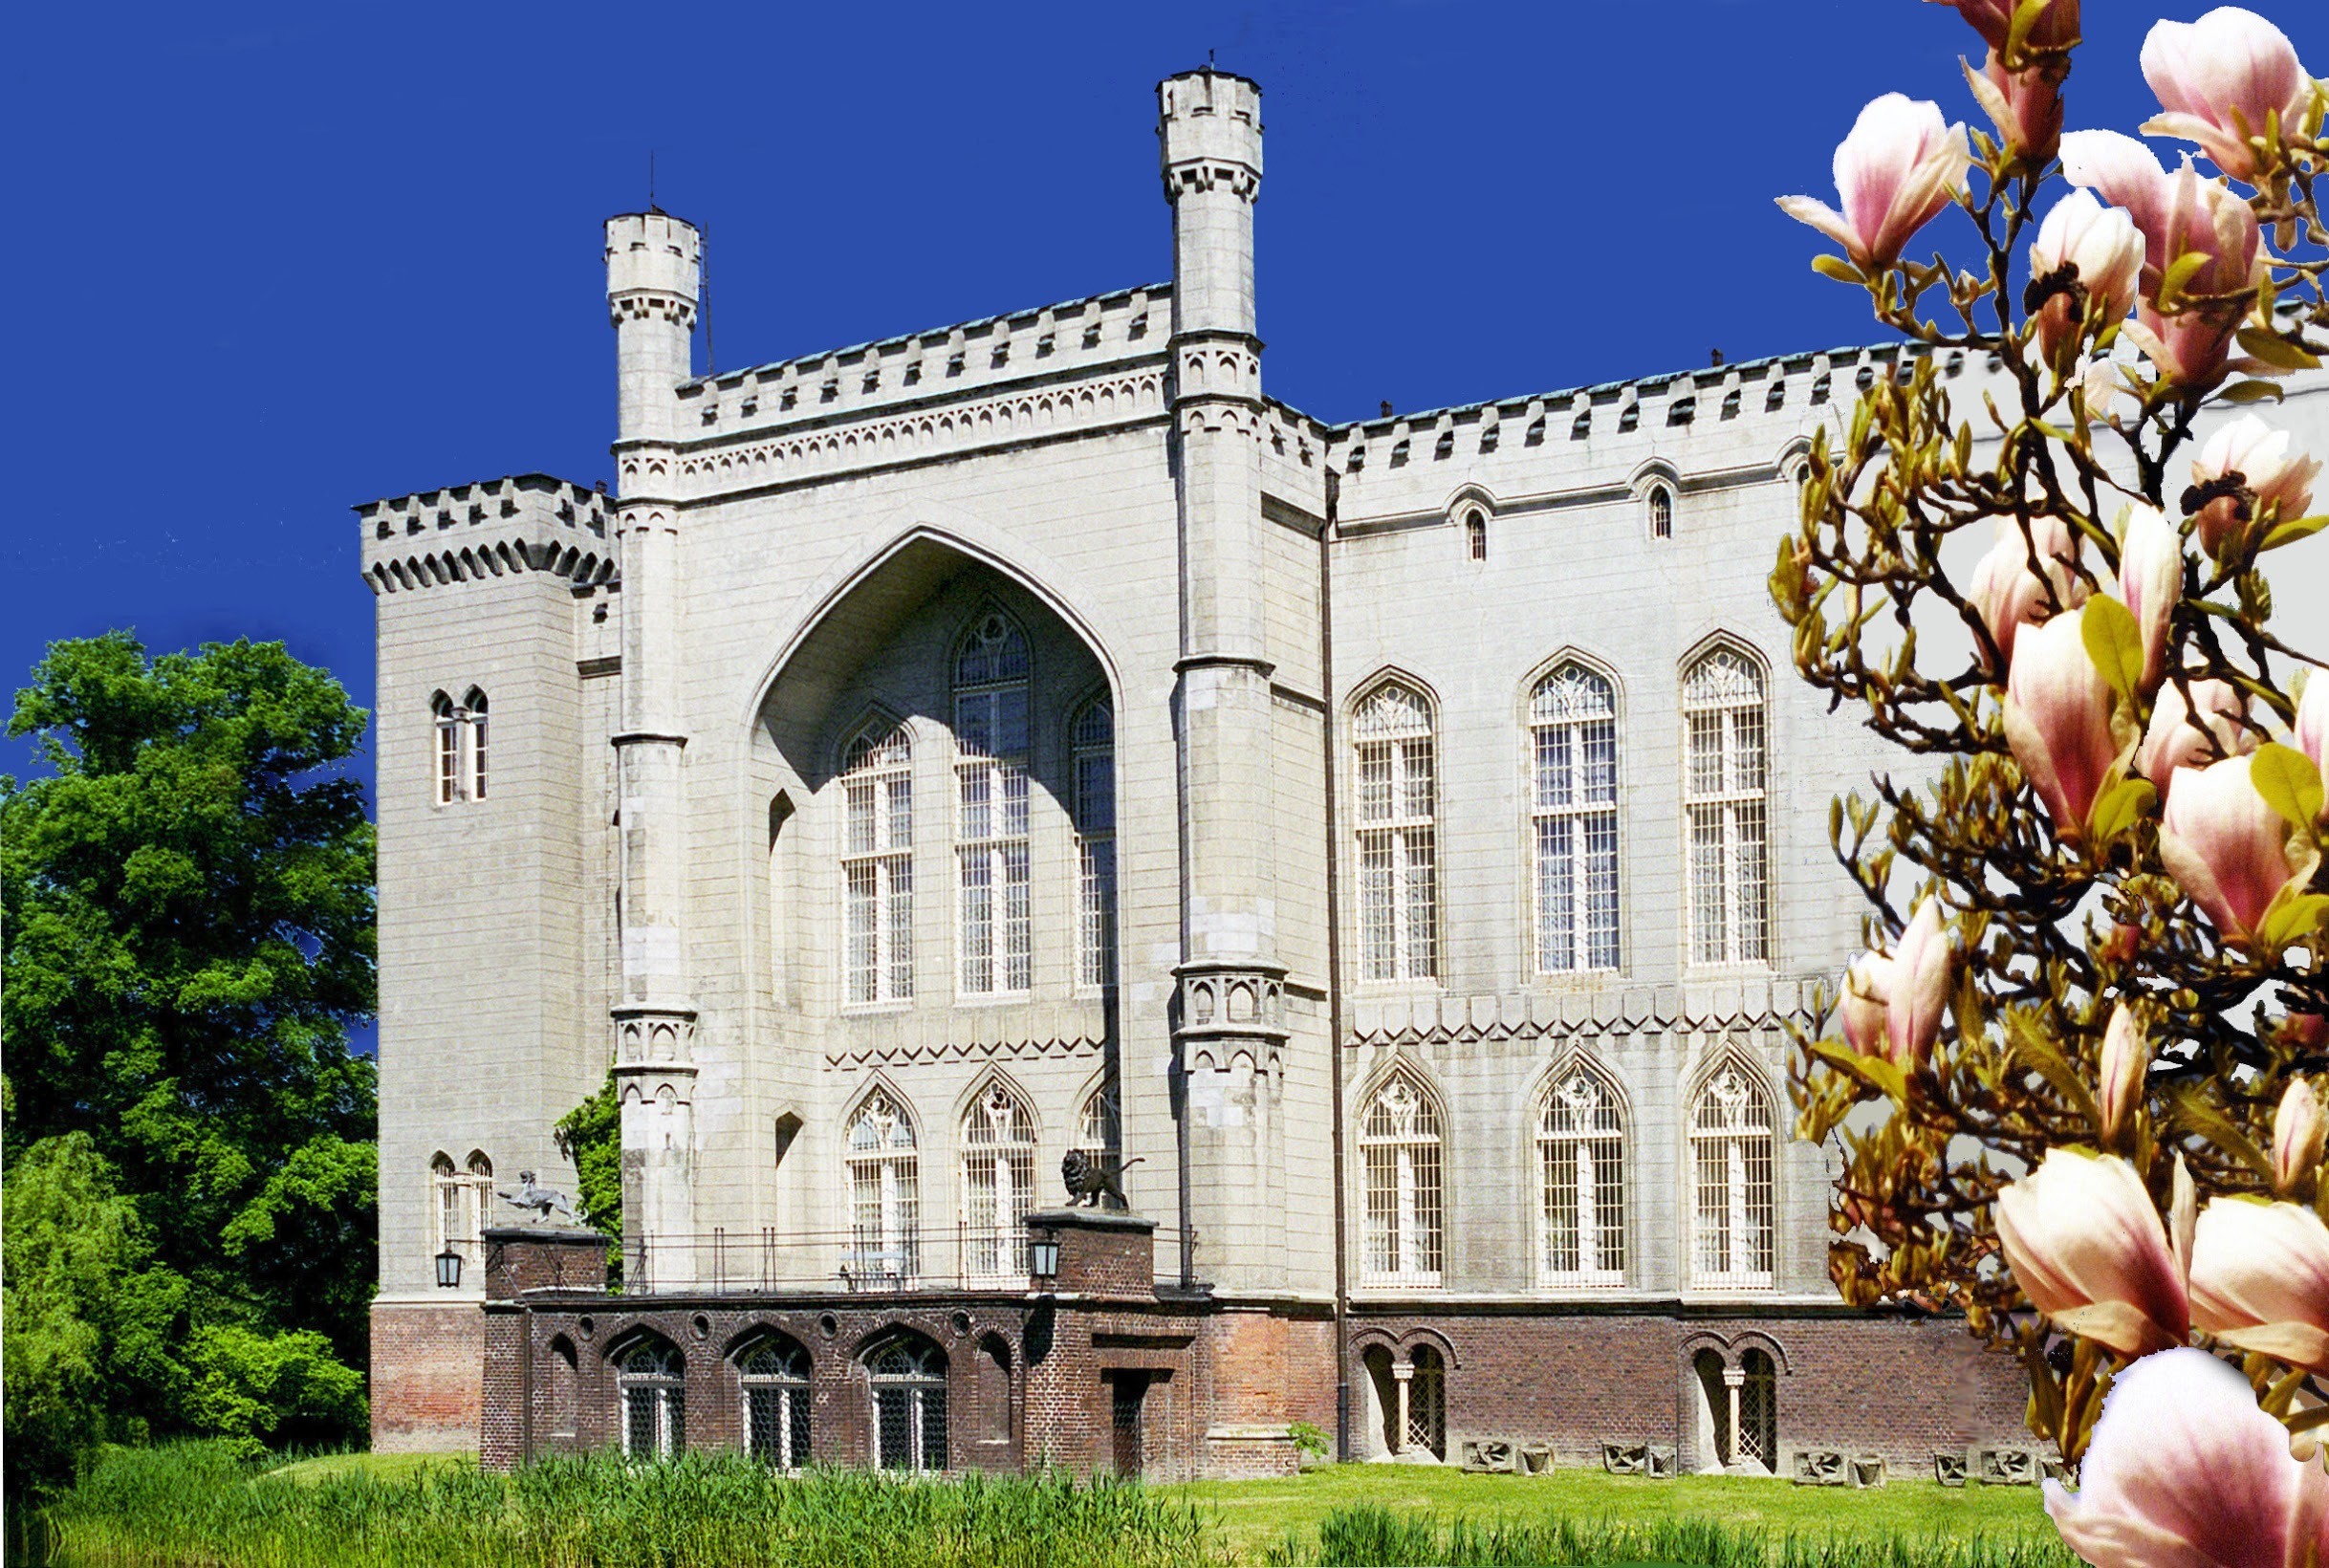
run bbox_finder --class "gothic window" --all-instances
[1684,648,1770,966]
[1649,484,1675,539]
[618,1339,686,1460]
[843,1088,920,1281]
[429,1151,490,1273]
[1463,508,1488,561]
[1537,1065,1626,1286]
[960,1081,1037,1281]
[1079,1078,1121,1162]
[954,613,1032,996]
[1530,664,1621,973]
[1360,1071,1444,1287]
[1072,697,1117,990]
[1353,683,1437,983]
[1690,1063,1775,1288]
[867,1335,948,1471]
[431,690,488,804]
[841,721,914,1006]
[739,1337,813,1468]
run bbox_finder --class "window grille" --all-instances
[1530,664,1621,972]
[617,1339,686,1459]
[1684,650,1770,965]
[1738,1349,1778,1469]
[868,1337,948,1471]
[1690,1064,1775,1287]
[1538,1066,1625,1285]
[954,613,1032,996]
[1079,1079,1121,1161]
[841,723,914,1005]
[1650,485,1674,538]
[740,1339,813,1468]
[843,1089,920,1280]
[1353,684,1438,983]
[1359,1071,1443,1286]
[1072,698,1117,989]
[1405,1346,1447,1458]
[1464,509,1488,561]
[961,1081,1037,1280]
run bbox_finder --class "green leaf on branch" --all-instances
[2251,743,2326,835]
[2235,327,2321,370]
[2164,1084,2275,1179]
[2256,888,2329,951]
[1808,1038,1908,1104]
[2005,1011,2100,1129]
[2079,596,2145,704]
[2260,513,2328,551]
[2216,380,2287,404]
[1812,255,1866,285]
[2086,774,2158,847]
[2156,251,2210,309]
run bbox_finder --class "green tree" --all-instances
[555,1071,622,1241]
[1,633,377,1472]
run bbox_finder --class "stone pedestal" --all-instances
[1024,1208,1157,1296]
[482,1225,609,1300]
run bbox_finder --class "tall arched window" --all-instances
[431,690,488,804]
[1360,1071,1444,1287]
[1684,648,1770,966]
[429,1151,490,1273]
[1538,1065,1626,1286]
[1530,664,1621,973]
[1463,508,1489,561]
[954,612,1033,996]
[1690,1062,1775,1288]
[618,1339,686,1459]
[843,1088,920,1281]
[432,692,459,804]
[740,1337,813,1468]
[841,721,914,1005]
[1072,697,1117,989]
[961,1081,1037,1280]
[868,1335,948,1471]
[463,687,489,799]
[1649,484,1675,539]
[1353,683,1437,983]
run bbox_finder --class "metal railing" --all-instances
[614,1225,1190,1297]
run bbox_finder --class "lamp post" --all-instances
[436,1247,464,1290]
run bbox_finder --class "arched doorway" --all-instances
[1738,1349,1777,1473]
[866,1334,948,1471]
[1360,1345,1398,1458]
[1691,1349,1730,1473]
[1405,1345,1447,1460]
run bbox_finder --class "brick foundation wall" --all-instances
[370,1299,485,1452]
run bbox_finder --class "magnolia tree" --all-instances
[1774,0,2329,1557]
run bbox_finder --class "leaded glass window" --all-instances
[618,1339,685,1459]
[740,1339,812,1468]
[868,1337,947,1471]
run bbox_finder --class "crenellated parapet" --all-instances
[357,474,615,596]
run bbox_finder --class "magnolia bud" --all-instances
[2275,1079,2325,1198]
[2099,1004,2148,1144]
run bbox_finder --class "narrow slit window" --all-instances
[1464,509,1488,561]
[1649,486,1674,539]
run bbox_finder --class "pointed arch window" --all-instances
[1360,1072,1444,1287]
[429,1151,490,1274]
[1530,664,1621,973]
[954,613,1032,996]
[433,693,459,804]
[1072,697,1117,990]
[1684,648,1770,966]
[1649,484,1675,539]
[430,690,489,804]
[961,1081,1037,1281]
[1354,683,1438,983]
[1690,1063,1775,1288]
[841,722,914,1006]
[867,1336,948,1471]
[1537,1066,1626,1286]
[1463,508,1489,561]
[843,1089,921,1281]
[463,688,489,799]
[618,1339,686,1459]
[740,1338,813,1468]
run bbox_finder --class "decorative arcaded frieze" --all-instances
[820,1031,1106,1071]
[1174,341,1260,401]
[1345,979,1816,1048]
[1174,962,1290,1074]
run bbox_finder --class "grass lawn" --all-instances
[1173,1463,2059,1561]
[262,1448,477,1485]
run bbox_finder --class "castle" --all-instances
[361,67,2038,1479]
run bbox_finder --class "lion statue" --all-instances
[1060,1148,1143,1209]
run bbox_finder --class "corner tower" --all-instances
[604,211,702,1274]
[1158,71,1290,1289]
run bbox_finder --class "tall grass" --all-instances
[1266,1503,2081,1568]
[41,1442,1221,1568]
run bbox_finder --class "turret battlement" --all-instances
[605,211,702,326]
[1157,68,1263,199]
[357,473,615,596]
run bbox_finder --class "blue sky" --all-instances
[1,0,2318,784]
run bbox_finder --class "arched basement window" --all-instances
[739,1337,812,1468]
[618,1339,686,1459]
[867,1336,948,1472]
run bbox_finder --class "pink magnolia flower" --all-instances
[1839,951,1895,1056]
[2276,1078,2324,1197]
[2002,611,2122,842]
[2061,131,2264,387]
[2296,678,2329,816]
[2143,6,2315,180]
[1995,1148,2189,1357]
[2138,678,2254,794]
[2187,414,2323,557]
[2116,504,2182,694]
[1778,95,1971,272]
[2158,752,2311,942]
[1968,48,2067,165]
[2098,1003,2148,1144]
[1887,899,1952,1068]
[2027,191,2144,362]
[2045,1346,2329,1566]
[1927,0,2080,54]
[1969,512,2088,672]
[2190,1196,2329,1374]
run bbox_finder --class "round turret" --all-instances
[604,211,702,446]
